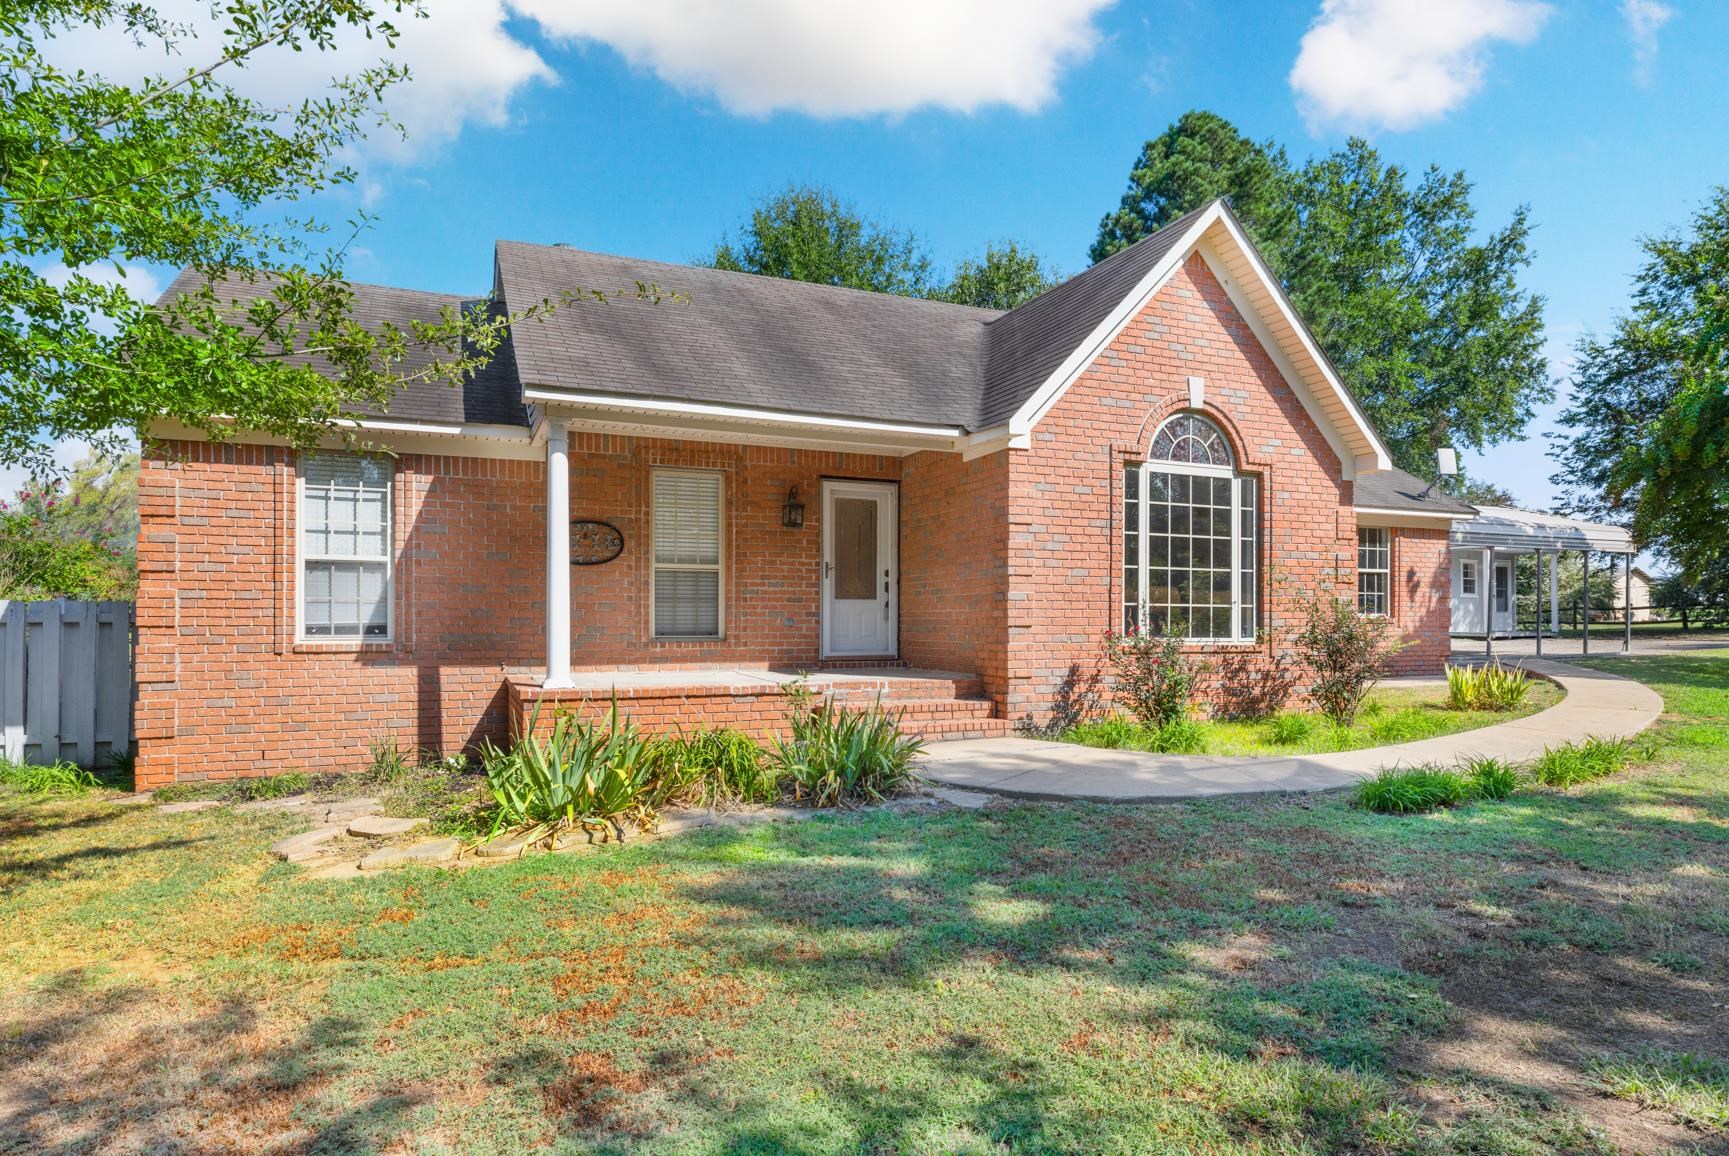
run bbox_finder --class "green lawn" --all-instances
[1,655,1726,1153]
[1055,681,1563,757]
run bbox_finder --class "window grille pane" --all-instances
[1356,528,1390,616]
[654,473,722,566]
[654,570,720,637]
[301,453,391,638]
[302,561,389,637]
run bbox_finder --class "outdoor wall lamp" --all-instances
[781,485,805,529]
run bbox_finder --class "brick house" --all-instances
[135,200,1475,788]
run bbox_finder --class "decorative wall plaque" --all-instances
[570,520,624,565]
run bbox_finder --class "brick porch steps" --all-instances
[508,668,1005,744]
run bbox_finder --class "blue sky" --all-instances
[34,1,1729,516]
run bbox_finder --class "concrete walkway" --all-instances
[918,658,1666,803]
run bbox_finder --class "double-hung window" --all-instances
[652,470,724,638]
[1357,527,1390,616]
[300,453,392,639]
[1123,413,1258,642]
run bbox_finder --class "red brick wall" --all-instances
[999,254,1450,728]
[899,449,1010,708]
[135,441,547,787]
[559,434,900,668]
[1385,527,1453,675]
[135,435,927,785]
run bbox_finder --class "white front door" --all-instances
[1493,561,1515,634]
[821,481,897,658]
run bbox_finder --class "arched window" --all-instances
[1124,414,1258,642]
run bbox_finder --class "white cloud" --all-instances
[0,438,107,499]
[46,0,555,161]
[1290,0,1551,132]
[510,0,1117,117]
[1622,0,1675,85]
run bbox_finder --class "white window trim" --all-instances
[1460,559,1479,596]
[296,453,394,644]
[1128,457,1259,646]
[1357,527,1391,617]
[650,467,726,641]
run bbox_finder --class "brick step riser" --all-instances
[870,699,995,719]
[904,720,1014,741]
[817,681,984,702]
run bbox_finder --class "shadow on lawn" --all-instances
[0,973,418,1155]
[632,776,1725,1149]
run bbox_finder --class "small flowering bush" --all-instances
[1103,619,1208,727]
[0,459,136,600]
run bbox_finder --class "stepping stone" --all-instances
[474,831,539,858]
[930,788,992,810]
[358,838,461,870]
[270,824,351,862]
[347,815,427,838]
[109,791,155,806]
[158,800,223,814]
[235,795,311,812]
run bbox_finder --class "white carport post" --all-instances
[1481,546,1494,659]
[1623,552,1634,654]
[543,417,574,689]
[1549,551,1561,638]
[1535,552,1544,657]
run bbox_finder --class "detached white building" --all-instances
[1449,506,1636,645]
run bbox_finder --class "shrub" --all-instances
[1294,592,1409,726]
[479,702,656,841]
[1462,755,1523,800]
[365,733,415,785]
[1353,765,1473,814]
[1267,712,1317,745]
[1532,736,1633,788]
[769,695,923,807]
[1147,717,1207,754]
[646,727,777,807]
[1063,715,1141,749]
[1103,620,1207,727]
[0,758,99,796]
[1446,662,1533,712]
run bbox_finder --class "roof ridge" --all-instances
[492,238,1004,321]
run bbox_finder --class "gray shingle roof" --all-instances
[492,241,998,428]
[976,202,1211,428]
[1353,466,1477,516]
[156,269,528,427]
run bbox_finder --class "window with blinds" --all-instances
[652,470,723,638]
[300,453,392,638]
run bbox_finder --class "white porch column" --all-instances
[1549,550,1561,637]
[543,418,574,688]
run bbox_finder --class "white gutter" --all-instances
[523,387,964,440]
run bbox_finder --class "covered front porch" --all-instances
[508,666,1010,743]
[516,402,1013,741]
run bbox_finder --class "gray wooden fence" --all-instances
[0,600,135,767]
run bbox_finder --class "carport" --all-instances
[1448,506,1637,658]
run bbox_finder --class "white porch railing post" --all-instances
[544,418,574,689]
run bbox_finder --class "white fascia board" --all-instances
[1207,211,1392,472]
[145,416,543,460]
[525,387,964,442]
[1005,205,1220,439]
[1355,505,1473,528]
[959,428,1028,461]
[1193,241,1360,481]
